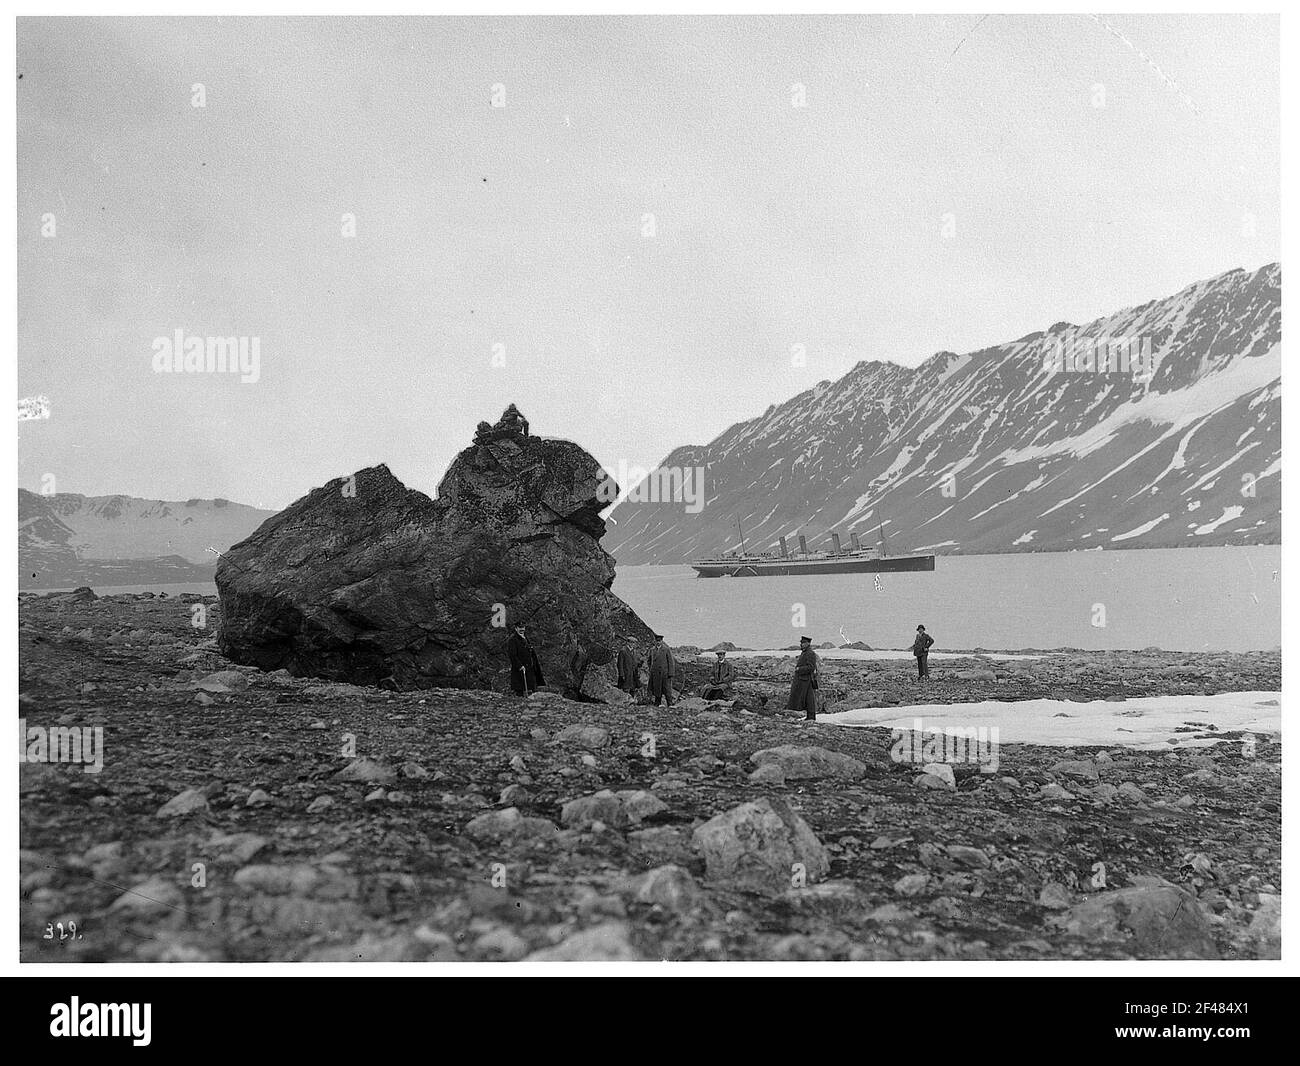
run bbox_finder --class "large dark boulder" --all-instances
[215,408,653,691]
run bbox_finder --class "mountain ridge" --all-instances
[605,263,1281,564]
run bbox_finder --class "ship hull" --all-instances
[691,554,936,577]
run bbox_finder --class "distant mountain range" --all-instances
[18,491,275,588]
[605,263,1280,564]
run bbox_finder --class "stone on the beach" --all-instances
[1051,759,1099,781]
[333,758,397,783]
[108,875,182,916]
[465,806,557,842]
[616,789,668,823]
[561,790,627,829]
[692,797,830,895]
[215,408,653,691]
[915,762,956,790]
[624,864,703,912]
[1038,882,1073,910]
[498,784,530,806]
[1049,878,1218,959]
[553,725,610,750]
[233,864,322,896]
[525,922,642,961]
[193,670,249,693]
[748,763,787,786]
[156,788,209,818]
[748,745,866,781]
[945,845,990,869]
[1117,782,1150,804]
[893,873,929,896]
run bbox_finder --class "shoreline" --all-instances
[17,589,1281,962]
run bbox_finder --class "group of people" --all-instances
[505,624,679,706]
[505,620,938,720]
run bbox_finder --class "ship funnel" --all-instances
[831,533,842,553]
[798,535,808,555]
[851,532,862,550]
[779,536,789,558]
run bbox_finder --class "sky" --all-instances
[16,14,1279,510]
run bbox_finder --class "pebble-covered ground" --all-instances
[18,590,1281,962]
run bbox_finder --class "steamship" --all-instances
[690,523,936,578]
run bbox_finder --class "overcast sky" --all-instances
[17,14,1279,510]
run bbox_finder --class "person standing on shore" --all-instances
[648,634,676,707]
[616,636,642,697]
[912,624,934,680]
[566,639,592,700]
[506,623,545,695]
[787,635,820,721]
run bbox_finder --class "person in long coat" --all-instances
[647,634,676,707]
[616,637,642,696]
[786,636,820,720]
[506,623,545,695]
[912,624,934,680]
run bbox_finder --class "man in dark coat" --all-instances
[506,623,545,695]
[786,636,820,720]
[616,637,642,696]
[701,649,738,700]
[565,640,592,700]
[912,624,934,680]
[647,634,676,707]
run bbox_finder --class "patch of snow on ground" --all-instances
[823,691,1280,749]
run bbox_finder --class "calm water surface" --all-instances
[611,547,1280,653]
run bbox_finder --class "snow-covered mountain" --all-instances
[19,491,274,588]
[606,263,1280,564]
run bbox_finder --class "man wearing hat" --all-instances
[647,633,676,708]
[912,624,934,680]
[506,622,545,696]
[701,649,738,701]
[786,636,820,721]
[616,636,643,697]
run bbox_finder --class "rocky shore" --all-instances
[19,591,1281,962]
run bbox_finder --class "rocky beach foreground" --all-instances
[19,591,1281,962]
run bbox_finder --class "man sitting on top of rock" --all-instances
[497,403,529,437]
[701,649,738,701]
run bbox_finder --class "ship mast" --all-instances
[878,522,887,558]
[736,516,748,556]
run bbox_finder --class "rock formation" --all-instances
[215,406,653,691]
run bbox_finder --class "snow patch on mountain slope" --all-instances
[1112,514,1170,542]
[1193,506,1245,535]
[997,343,1279,467]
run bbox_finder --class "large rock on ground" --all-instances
[216,408,653,691]
[692,797,830,894]
[1048,877,1219,959]
[749,745,867,781]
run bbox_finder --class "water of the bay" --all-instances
[610,546,1280,653]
